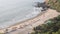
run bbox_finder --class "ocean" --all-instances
[0,0,44,29]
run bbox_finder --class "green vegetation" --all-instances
[47,0,60,12]
[0,33,3,34]
[31,15,60,34]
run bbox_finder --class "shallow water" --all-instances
[0,0,44,28]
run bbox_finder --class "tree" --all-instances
[47,0,60,12]
[31,15,60,34]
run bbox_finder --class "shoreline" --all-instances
[0,8,60,34]
[3,9,47,29]
[6,9,60,34]
[0,8,41,29]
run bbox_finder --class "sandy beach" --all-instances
[0,8,60,34]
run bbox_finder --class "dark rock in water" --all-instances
[34,2,46,7]
[34,2,49,11]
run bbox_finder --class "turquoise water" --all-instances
[0,0,44,28]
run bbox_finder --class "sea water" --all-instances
[0,0,44,29]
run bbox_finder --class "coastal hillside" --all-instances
[31,0,60,34]
[47,0,60,12]
[31,15,60,34]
